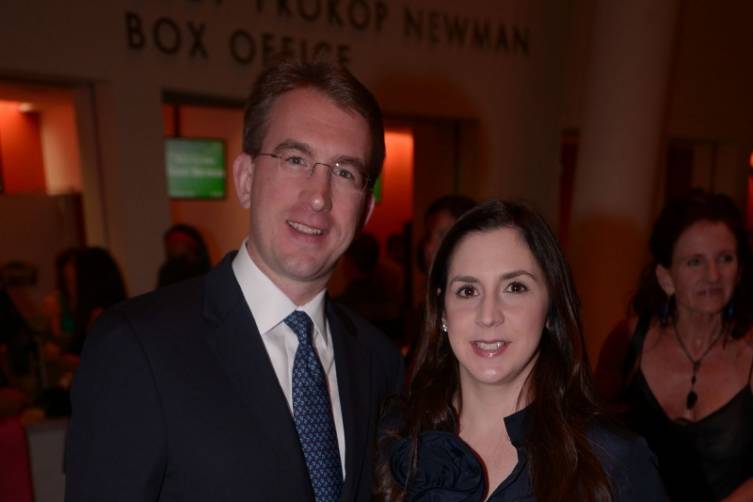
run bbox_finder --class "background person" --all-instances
[156,224,212,288]
[599,190,753,501]
[336,233,403,341]
[417,195,477,276]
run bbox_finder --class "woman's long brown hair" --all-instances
[375,200,612,501]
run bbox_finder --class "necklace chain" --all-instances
[673,323,723,365]
[673,322,724,410]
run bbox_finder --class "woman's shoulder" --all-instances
[586,419,649,462]
[587,419,668,501]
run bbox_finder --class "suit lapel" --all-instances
[202,253,312,495]
[328,300,372,501]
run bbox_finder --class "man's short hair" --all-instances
[242,60,385,188]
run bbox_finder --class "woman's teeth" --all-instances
[475,341,504,351]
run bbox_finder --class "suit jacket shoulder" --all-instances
[66,253,404,502]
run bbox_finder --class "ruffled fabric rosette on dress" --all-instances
[390,431,486,501]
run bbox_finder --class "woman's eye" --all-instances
[455,286,477,298]
[719,253,736,264]
[505,281,528,294]
[687,257,701,266]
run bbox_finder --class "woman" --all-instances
[43,247,79,342]
[43,247,127,366]
[376,200,665,501]
[616,191,753,501]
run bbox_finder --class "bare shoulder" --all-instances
[737,329,753,386]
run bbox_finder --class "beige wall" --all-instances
[0,0,571,295]
[1,1,751,362]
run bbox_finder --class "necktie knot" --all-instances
[284,310,313,347]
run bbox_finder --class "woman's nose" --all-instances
[476,294,503,327]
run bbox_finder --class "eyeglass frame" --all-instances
[254,151,373,193]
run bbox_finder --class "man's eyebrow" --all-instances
[273,140,366,170]
[273,140,313,156]
[334,155,366,170]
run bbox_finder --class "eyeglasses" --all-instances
[256,150,371,192]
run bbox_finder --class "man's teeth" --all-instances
[288,221,323,235]
[475,341,504,351]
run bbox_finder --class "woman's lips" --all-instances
[697,286,724,297]
[471,340,509,358]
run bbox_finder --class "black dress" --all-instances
[625,318,753,501]
[387,406,667,501]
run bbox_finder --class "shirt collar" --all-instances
[232,239,328,341]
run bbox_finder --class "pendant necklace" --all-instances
[673,323,724,410]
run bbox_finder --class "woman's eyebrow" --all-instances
[501,270,539,282]
[448,275,479,284]
[449,270,539,283]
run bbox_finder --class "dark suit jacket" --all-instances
[64,252,404,501]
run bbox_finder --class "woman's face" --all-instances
[443,227,549,392]
[657,220,739,317]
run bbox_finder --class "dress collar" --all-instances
[503,406,529,448]
[447,404,530,448]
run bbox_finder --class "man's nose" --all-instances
[306,163,333,212]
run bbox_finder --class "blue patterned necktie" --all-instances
[284,311,343,502]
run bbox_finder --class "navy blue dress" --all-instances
[388,407,667,501]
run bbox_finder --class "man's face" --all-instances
[233,88,374,302]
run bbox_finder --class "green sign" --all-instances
[372,174,382,203]
[165,138,225,199]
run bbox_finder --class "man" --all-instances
[65,60,403,501]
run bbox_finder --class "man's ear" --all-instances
[361,192,376,227]
[233,153,254,209]
[655,264,675,296]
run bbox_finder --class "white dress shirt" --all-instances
[232,240,346,475]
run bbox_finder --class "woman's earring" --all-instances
[660,295,673,325]
[441,321,448,333]
[724,300,736,320]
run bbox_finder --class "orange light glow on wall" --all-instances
[363,130,414,249]
[0,100,46,193]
